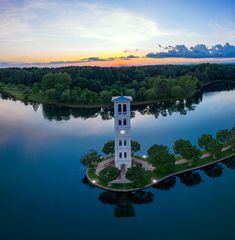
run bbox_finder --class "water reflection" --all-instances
[178,171,203,186]
[82,156,235,217]
[37,94,202,121]
[222,157,235,169]
[152,176,176,190]
[202,164,223,178]
[1,81,235,122]
[99,191,154,217]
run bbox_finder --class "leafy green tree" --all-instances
[41,72,71,90]
[171,85,184,99]
[55,83,68,94]
[228,125,235,150]
[32,83,39,94]
[131,140,140,154]
[100,90,112,103]
[60,90,71,102]
[198,134,213,148]
[174,139,201,161]
[216,129,229,144]
[45,89,59,101]
[206,139,223,158]
[126,163,151,185]
[147,144,175,171]
[102,140,140,156]
[102,140,115,155]
[70,89,79,102]
[80,150,101,167]
[153,78,170,99]
[99,166,120,182]
[124,88,136,99]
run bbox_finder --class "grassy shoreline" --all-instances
[87,147,235,192]
[0,83,199,109]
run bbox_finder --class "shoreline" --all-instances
[0,87,199,109]
[86,152,235,192]
[1,79,234,109]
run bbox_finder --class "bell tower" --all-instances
[112,96,133,170]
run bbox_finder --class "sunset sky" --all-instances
[1,0,235,67]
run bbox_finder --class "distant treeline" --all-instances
[0,63,235,104]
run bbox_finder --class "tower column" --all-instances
[112,96,133,170]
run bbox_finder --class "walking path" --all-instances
[175,146,232,165]
[95,157,114,175]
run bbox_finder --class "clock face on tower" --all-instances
[120,130,125,135]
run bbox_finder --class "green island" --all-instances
[82,126,235,191]
[0,63,235,107]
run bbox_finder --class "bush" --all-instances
[80,150,101,167]
[126,163,151,185]
[99,166,120,182]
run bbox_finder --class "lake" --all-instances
[0,87,235,240]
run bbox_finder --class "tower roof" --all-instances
[112,96,133,102]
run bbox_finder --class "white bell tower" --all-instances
[112,96,133,170]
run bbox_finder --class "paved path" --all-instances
[132,157,155,171]
[175,145,231,165]
[95,157,114,176]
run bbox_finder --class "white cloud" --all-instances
[0,0,166,46]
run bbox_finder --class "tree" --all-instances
[80,150,101,167]
[198,134,222,157]
[174,139,201,161]
[60,90,71,102]
[32,83,39,94]
[45,89,59,101]
[102,140,115,155]
[198,134,213,148]
[228,125,235,150]
[41,72,71,91]
[206,139,223,158]
[126,163,151,185]
[216,129,229,144]
[100,90,112,103]
[99,166,120,182]
[131,140,140,154]
[171,85,184,99]
[102,140,140,156]
[147,144,175,171]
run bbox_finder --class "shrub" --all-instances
[126,163,151,185]
[99,166,120,182]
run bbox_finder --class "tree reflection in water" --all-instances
[178,171,203,187]
[202,164,223,178]
[222,157,235,169]
[98,191,154,217]
[39,93,202,121]
[152,176,176,190]
[81,157,235,217]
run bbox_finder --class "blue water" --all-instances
[0,90,235,240]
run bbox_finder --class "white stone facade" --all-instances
[112,96,133,170]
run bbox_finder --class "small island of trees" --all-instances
[82,125,235,190]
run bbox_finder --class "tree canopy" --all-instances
[2,63,234,105]
[174,139,201,161]
[147,144,175,172]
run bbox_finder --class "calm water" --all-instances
[0,88,235,240]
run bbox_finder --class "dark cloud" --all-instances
[147,43,235,58]
[119,55,139,60]
[80,57,106,62]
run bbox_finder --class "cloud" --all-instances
[146,43,235,58]
[0,0,165,45]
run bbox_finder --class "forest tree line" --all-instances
[0,63,235,104]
